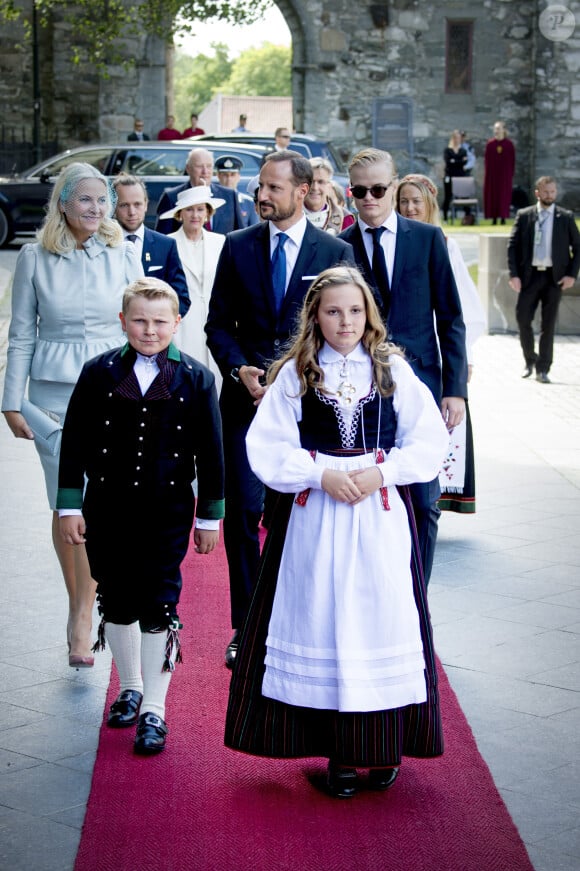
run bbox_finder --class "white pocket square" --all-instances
[147,265,162,272]
[302,275,318,280]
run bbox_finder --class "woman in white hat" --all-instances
[160,185,226,389]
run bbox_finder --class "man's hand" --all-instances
[239,365,267,406]
[441,396,465,430]
[559,276,575,291]
[508,276,522,293]
[60,515,86,546]
[194,528,219,554]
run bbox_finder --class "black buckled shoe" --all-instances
[225,630,239,670]
[134,712,168,755]
[107,690,143,728]
[368,766,399,791]
[326,760,358,798]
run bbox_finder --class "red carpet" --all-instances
[75,540,534,871]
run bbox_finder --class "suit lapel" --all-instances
[391,213,411,293]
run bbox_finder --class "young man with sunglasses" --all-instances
[340,148,468,586]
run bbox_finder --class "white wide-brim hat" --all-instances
[159,184,225,220]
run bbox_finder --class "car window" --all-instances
[31,148,113,178]
[118,148,190,176]
[207,148,264,174]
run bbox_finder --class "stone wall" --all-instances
[1,0,579,206]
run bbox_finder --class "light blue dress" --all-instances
[1,236,143,507]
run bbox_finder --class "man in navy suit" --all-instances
[206,150,353,667]
[154,147,243,236]
[340,148,468,585]
[112,175,190,318]
[508,175,580,383]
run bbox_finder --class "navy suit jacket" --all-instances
[140,227,190,318]
[507,205,580,287]
[206,219,353,421]
[154,181,243,236]
[340,216,468,403]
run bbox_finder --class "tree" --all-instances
[220,43,291,96]
[174,44,232,128]
[0,0,272,73]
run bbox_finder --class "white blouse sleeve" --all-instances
[378,356,450,487]
[245,362,324,493]
[446,236,487,364]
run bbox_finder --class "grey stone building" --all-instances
[2,0,579,207]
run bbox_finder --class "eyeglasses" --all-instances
[279,134,291,138]
[350,183,393,199]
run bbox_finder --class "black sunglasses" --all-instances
[350,183,393,199]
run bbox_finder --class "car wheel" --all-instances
[0,208,13,247]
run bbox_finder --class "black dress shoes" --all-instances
[225,630,239,669]
[134,712,168,755]
[368,766,400,790]
[107,690,143,728]
[325,760,358,798]
[536,371,551,383]
[522,365,534,379]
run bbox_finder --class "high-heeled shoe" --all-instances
[69,653,94,668]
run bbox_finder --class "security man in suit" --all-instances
[206,150,353,668]
[127,119,150,141]
[154,148,243,236]
[215,154,260,227]
[339,148,467,586]
[508,175,580,383]
[112,174,190,318]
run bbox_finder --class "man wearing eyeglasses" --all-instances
[274,127,292,150]
[340,148,468,586]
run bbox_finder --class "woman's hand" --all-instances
[348,466,383,504]
[321,468,362,504]
[3,410,34,440]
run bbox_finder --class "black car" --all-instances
[190,132,350,194]
[0,140,270,246]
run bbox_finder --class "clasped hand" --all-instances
[321,466,383,505]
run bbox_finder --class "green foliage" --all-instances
[174,43,232,128]
[0,0,272,73]
[220,43,291,96]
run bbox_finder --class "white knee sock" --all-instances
[141,630,173,720]
[105,621,143,694]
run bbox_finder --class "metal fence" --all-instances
[0,127,59,175]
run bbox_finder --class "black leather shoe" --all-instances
[536,371,551,383]
[522,365,533,378]
[134,712,168,755]
[107,690,143,728]
[326,760,358,798]
[368,766,399,790]
[225,630,239,669]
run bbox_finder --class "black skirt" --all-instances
[224,487,443,767]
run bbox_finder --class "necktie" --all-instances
[271,232,289,314]
[126,234,138,243]
[535,210,549,261]
[366,226,390,315]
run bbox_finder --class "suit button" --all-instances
[274,339,280,348]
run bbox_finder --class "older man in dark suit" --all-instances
[113,175,189,318]
[508,175,580,383]
[154,147,243,236]
[206,150,353,667]
[339,148,467,586]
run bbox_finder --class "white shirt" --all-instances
[123,225,144,260]
[269,214,308,294]
[533,203,555,268]
[357,210,398,286]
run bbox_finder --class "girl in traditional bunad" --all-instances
[225,266,449,797]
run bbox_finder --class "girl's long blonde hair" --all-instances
[268,266,402,397]
[37,162,122,254]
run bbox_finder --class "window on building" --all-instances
[445,20,473,94]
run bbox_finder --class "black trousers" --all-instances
[515,268,562,373]
[409,477,441,586]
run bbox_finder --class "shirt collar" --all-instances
[269,214,308,247]
[123,225,145,241]
[357,209,398,235]
[318,341,367,365]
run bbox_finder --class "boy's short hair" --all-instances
[122,277,179,317]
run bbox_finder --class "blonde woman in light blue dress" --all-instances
[2,163,143,666]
